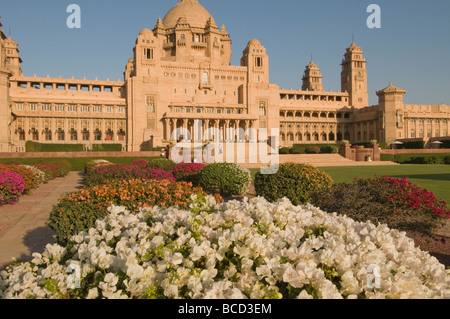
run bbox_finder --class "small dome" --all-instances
[163,0,214,29]
[139,28,153,37]
[248,39,261,46]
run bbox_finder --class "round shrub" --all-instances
[279,147,290,154]
[0,171,25,206]
[172,163,205,186]
[254,163,333,206]
[199,163,251,196]
[147,158,176,173]
[310,176,450,235]
[2,196,449,299]
[0,164,40,193]
[47,179,218,245]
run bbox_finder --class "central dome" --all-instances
[163,0,214,30]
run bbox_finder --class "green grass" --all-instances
[0,157,160,172]
[251,165,450,204]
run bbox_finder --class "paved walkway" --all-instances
[0,172,84,270]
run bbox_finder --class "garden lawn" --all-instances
[250,165,450,204]
[0,157,160,172]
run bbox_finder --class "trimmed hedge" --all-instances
[393,153,450,164]
[91,144,123,152]
[26,141,84,153]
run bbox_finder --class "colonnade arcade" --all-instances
[163,117,257,143]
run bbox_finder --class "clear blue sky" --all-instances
[1,0,449,106]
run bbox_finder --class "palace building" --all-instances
[0,0,449,153]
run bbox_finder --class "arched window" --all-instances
[94,129,102,141]
[82,129,90,141]
[70,129,78,141]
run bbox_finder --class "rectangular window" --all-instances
[106,106,113,113]
[117,107,125,113]
[68,105,78,112]
[93,106,102,113]
[435,129,440,137]
[173,107,183,113]
[410,119,415,124]
[42,104,52,111]
[14,103,25,111]
[29,104,39,111]
[255,57,263,67]
[55,105,65,112]
[144,48,154,60]
[411,129,415,138]
[80,105,90,112]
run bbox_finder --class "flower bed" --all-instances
[31,163,61,183]
[83,163,176,187]
[310,176,450,235]
[2,196,449,299]
[0,171,25,206]
[0,164,40,193]
[172,163,205,186]
[47,179,217,244]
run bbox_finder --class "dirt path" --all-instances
[0,172,84,270]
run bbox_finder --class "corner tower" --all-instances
[341,42,368,108]
[302,60,323,91]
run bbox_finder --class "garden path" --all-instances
[0,172,84,270]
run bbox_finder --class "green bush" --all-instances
[289,147,305,154]
[147,158,177,172]
[320,145,338,154]
[380,154,395,162]
[91,144,123,152]
[444,156,450,165]
[25,141,84,153]
[394,153,450,164]
[199,163,251,196]
[254,163,333,206]
[279,147,290,155]
[305,146,320,154]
